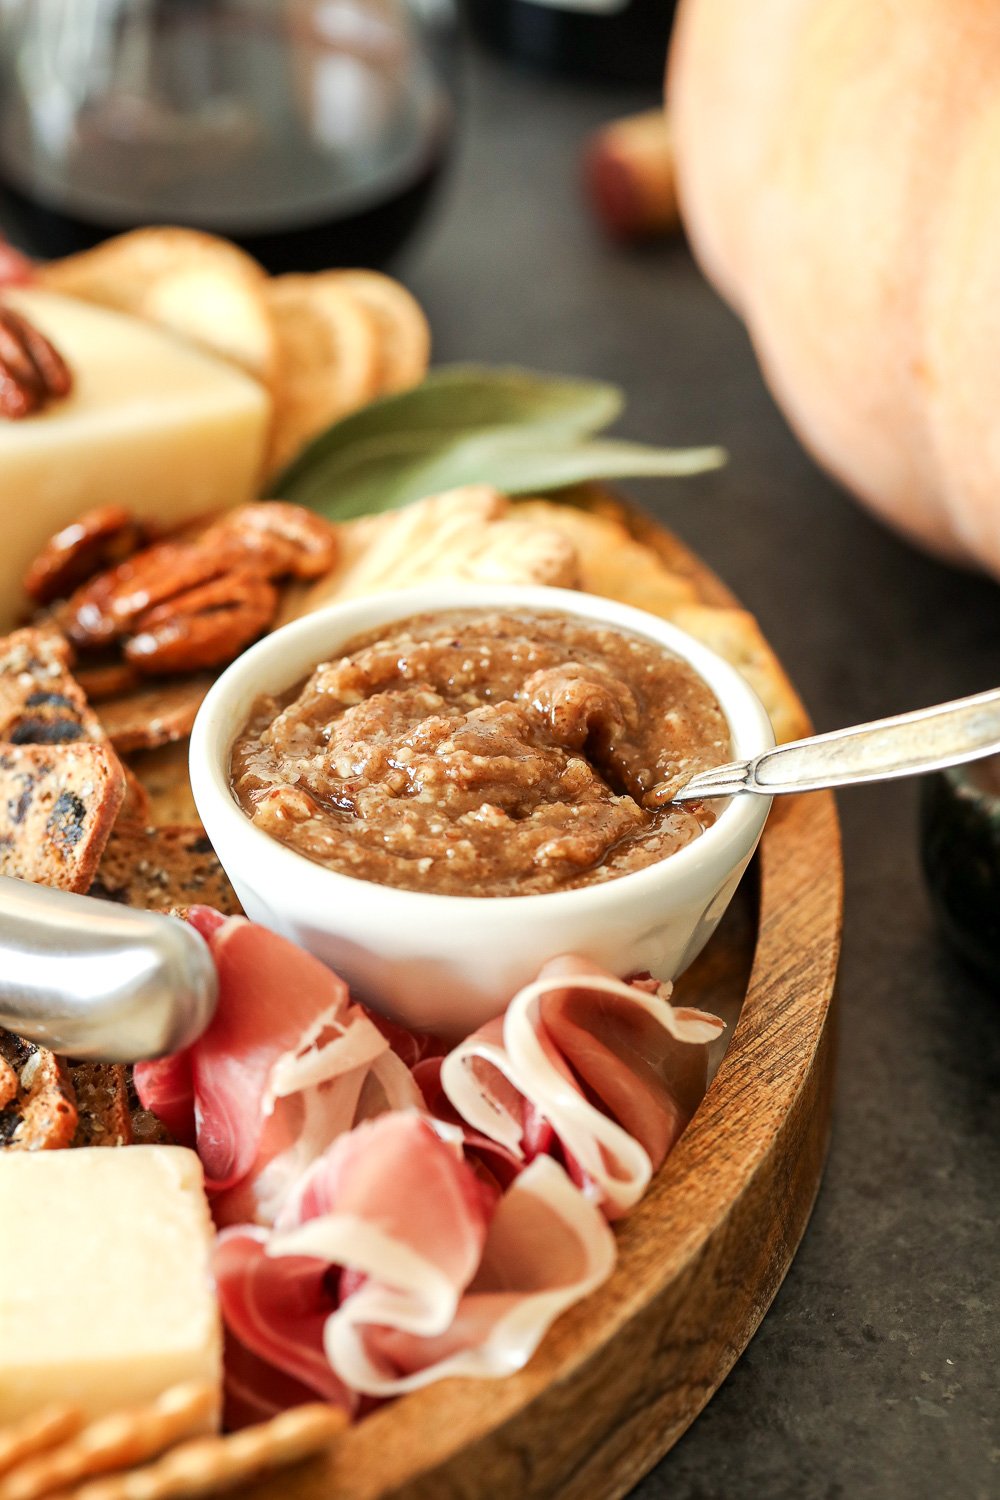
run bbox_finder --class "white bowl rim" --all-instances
[189,582,776,913]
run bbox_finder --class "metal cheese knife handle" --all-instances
[0,876,217,1062]
[673,685,1000,802]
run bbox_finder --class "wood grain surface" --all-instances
[244,516,843,1500]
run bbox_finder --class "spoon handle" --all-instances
[673,685,1000,801]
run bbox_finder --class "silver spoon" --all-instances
[0,877,217,1062]
[671,685,1000,802]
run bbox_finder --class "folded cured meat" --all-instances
[134,909,422,1227]
[139,921,720,1415]
[439,955,725,1218]
[215,1111,614,1405]
[332,1155,615,1395]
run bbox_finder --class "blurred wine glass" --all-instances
[0,0,458,268]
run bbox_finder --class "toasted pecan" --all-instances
[60,542,232,649]
[0,303,72,419]
[24,506,145,606]
[199,502,338,580]
[124,570,276,674]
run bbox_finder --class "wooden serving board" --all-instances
[248,509,843,1500]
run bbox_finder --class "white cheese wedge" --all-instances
[0,1146,221,1423]
[0,288,270,627]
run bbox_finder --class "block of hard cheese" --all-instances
[0,1146,221,1423]
[0,289,270,627]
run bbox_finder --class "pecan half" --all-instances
[60,541,232,648]
[0,303,72,419]
[23,505,145,606]
[124,569,277,674]
[199,502,338,580]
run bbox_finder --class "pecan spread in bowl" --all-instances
[230,608,729,897]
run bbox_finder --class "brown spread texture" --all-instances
[233,608,729,897]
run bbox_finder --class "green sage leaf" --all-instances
[271,364,725,519]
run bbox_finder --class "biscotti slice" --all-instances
[0,742,125,891]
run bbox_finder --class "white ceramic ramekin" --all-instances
[190,584,775,1036]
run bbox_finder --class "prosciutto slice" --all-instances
[135,910,423,1226]
[331,1154,615,1394]
[142,922,719,1416]
[439,955,724,1218]
[216,1111,614,1402]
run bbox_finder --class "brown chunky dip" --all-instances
[230,609,730,897]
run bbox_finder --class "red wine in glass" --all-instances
[0,0,458,271]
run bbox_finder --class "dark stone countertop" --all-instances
[403,42,1000,1500]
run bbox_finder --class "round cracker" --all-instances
[38,228,277,386]
[327,269,430,393]
[265,273,381,475]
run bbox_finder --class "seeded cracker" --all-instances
[89,825,242,916]
[98,678,214,755]
[124,743,199,826]
[0,623,134,865]
[0,744,125,893]
[69,1064,133,1149]
[0,627,104,746]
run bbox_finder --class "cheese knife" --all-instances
[0,875,217,1062]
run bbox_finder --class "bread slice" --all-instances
[265,273,381,475]
[0,623,152,845]
[39,226,277,386]
[1,1043,137,1151]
